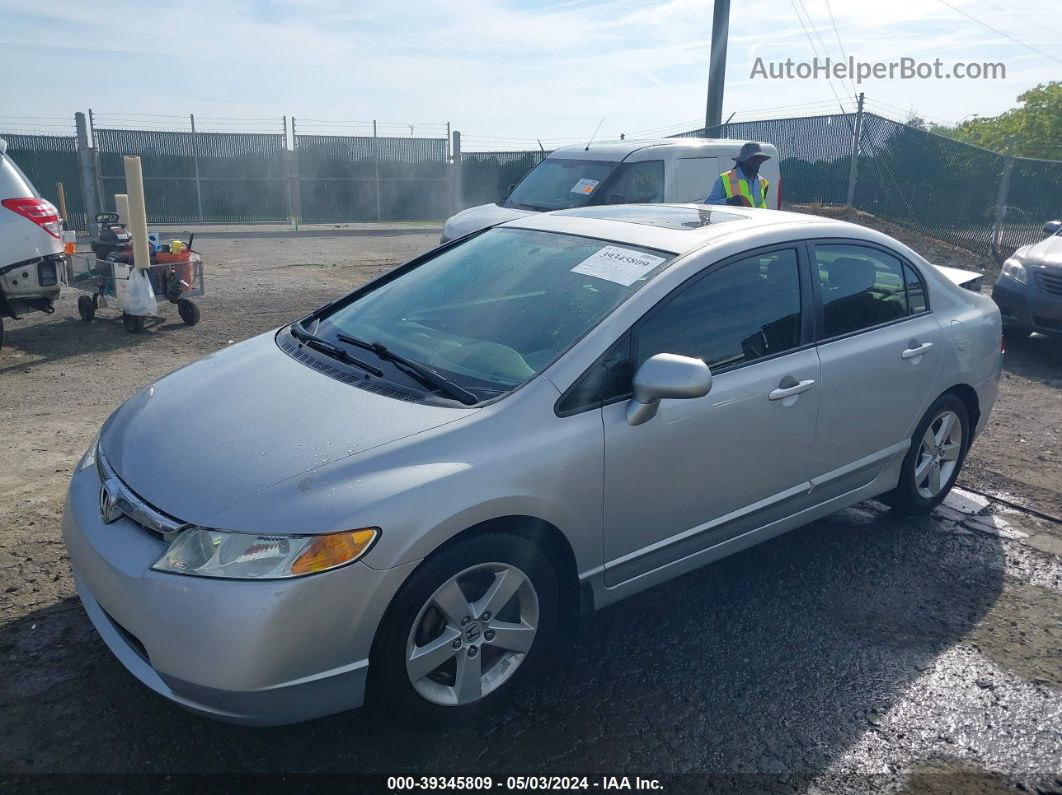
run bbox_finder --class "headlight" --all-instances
[1002,258,1028,284]
[151,526,378,579]
[77,433,99,472]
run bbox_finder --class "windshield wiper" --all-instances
[290,320,384,376]
[336,333,479,406]
[514,202,552,212]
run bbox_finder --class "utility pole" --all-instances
[845,92,865,211]
[704,0,730,135]
[74,112,100,236]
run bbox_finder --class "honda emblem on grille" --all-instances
[99,479,123,524]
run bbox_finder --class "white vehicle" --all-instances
[442,138,782,243]
[0,138,65,350]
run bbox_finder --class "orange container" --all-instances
[155,251,195,292]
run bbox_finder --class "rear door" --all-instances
[809,240,943,491]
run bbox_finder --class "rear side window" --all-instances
[813,243,925,339]
[636,248,803,371]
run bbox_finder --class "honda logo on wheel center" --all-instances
[464,621,481,642]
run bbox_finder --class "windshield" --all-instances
[316,228,672,401]
[505,159,617,211]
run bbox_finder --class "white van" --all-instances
[0,138,65,351]
[442,138,781,242]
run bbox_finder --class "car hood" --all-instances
[99,331,475,526]
[442,203,534,241]
[1017,235,1062,268]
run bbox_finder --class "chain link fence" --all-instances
[677,112,1060,258]
[95,128,289,223]
[460,150,550,208]
[2,107,1059,260]
[293,134,449,222]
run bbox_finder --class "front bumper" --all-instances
[992,272,1062,336]
[62,464,417,726]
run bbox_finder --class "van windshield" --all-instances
[504,159,617,211]
[314,227,672,401]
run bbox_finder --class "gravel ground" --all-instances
[0,221,1059,792]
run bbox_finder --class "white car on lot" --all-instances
[0,138,65,350]
[442,138,782,242]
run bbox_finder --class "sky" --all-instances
[0,0,1058,149]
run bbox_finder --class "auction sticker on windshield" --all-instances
[571,246,666,287]
[570,178,599,195]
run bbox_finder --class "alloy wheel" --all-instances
[405,562,539,706]
[913,409,963,499]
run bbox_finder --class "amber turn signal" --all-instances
[290,529,378,575]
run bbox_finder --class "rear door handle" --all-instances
[768,379,816,400]
[901,342,934,359]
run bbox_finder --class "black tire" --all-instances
[177,299,200,326]
[77,294,96,322]
[0,316,4,353]
[370,532,559,723]
[122,313,145,334]
[1002,324,1032,342]
[882,393,970,515]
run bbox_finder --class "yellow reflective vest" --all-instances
[720,169,770,208]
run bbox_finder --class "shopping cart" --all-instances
[66,251,205,334]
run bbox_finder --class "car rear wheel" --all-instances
[882,393,969,514]
[371,532,558,721]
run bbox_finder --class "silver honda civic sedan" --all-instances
[63,204,1003,725]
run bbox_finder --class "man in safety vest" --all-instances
[705,142,771,208]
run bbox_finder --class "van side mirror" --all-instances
[626,353,712,426]
[1043,220,1061,237]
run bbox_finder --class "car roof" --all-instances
[500,203,842,256]
[548,138,778,162]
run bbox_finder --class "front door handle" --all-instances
[901,342,934,359]
[768,379,816,401]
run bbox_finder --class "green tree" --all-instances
[934,82,1062,160]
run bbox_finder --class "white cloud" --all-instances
[0,0,1056,143]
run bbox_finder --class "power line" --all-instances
[794,0,858,102]
[822,0,857,100]
[785,0,856,124]
[975,0,1062,38]
[934,0,1062,65]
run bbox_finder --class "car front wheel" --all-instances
[371,532,559,721]
[883,393,969,514]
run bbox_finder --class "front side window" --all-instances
[636,248,803,371]
[813,243,923,339]
[316,228,672,400]
[603,160,665,204]
[505,159,617,211]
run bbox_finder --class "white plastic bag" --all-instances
[123,267,158,317]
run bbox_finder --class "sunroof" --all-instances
[555,204,747,230]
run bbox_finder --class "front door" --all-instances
[601,245,820,585]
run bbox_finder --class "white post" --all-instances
[114,193,129,226]
[123,156,151,270]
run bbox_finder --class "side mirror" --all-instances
[626,353,712,426]
[607,193,628,205]
[1043,220,1061,237]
